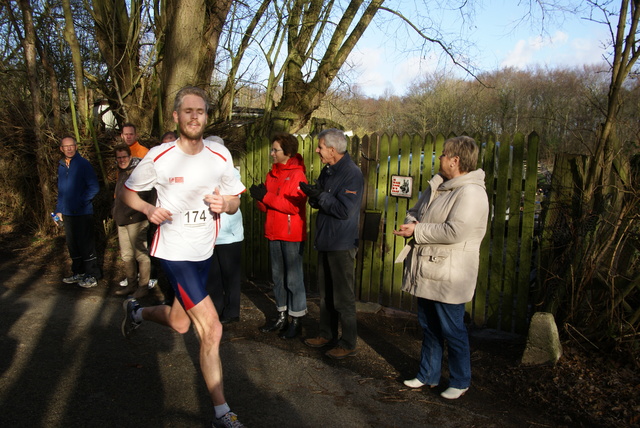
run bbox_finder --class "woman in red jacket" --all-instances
[250,133,308,339]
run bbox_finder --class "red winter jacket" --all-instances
[257,154,308,242]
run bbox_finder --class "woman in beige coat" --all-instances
[394,136,489,400]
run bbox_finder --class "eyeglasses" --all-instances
[116,156,130,160]
[270,148,283,153]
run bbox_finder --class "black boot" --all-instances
[259,311,288,333]
[279,316,301,339]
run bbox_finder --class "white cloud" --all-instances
[500,30,606,70]
[349,47,440,97]
[501,39,536,68]
[348,47,392,96]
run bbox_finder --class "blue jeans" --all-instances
[416,298,471,389]
[269,240,307,317]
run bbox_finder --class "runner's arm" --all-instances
[121,186,172,225]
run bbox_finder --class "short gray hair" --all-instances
[318,128,347,154]
[443,136,479,173]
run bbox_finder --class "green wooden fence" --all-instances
[239,132,540,334]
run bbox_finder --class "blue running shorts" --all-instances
[160,257,212,310]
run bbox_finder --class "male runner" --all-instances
[120,86,245,428]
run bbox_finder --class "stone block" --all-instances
[521,312,563,366]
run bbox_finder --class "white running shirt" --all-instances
[124,139,245,261]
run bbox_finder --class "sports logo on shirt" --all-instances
[169,177,184,184]
[345,189,358,195]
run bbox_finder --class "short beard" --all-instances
[179,123,204,141]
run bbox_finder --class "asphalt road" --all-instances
[0,242,547,428]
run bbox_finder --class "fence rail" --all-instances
[240,132,540,334]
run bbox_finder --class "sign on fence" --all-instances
[390,175,413,198]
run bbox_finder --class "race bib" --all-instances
[183,208,208,227]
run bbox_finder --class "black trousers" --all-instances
[207,241,242,319]
[63,214,100,278]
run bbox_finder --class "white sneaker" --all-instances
[440,387,468,399]
[403,378,437,389]
[403,378,425,388]
[148,279,157,289]
[119,278,128,287]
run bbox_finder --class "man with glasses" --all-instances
[56,136,101,288]
[112,144,155,298]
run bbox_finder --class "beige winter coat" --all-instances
[399,169,489,304]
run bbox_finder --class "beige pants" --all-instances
[117,221,151,287]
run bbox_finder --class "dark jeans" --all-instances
[206,241,242,320]
[317,248,358,350]
[63,214,100,279]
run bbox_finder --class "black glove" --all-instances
[300,181,323,199]
[249,183,267,201]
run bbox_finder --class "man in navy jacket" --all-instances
[300,128,364,360]
[55,136,101,288]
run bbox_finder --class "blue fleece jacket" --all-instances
[55,152,100,216]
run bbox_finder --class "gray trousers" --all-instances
[317,248,358,350]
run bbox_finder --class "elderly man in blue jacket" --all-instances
[55,136,101,288]
[300,128,364,360]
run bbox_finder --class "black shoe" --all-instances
[221,316,240,324]
[259,311,288,332]
[279,316,301,339]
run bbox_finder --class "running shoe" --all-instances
[62,273,84,284]
[121,298,141,339]
[212,412,245,428]
[78,276,98,288]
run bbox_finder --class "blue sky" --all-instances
[348,1,611,97]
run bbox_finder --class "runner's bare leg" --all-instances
[142,296,225,405]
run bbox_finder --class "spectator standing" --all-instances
[120,86,245,428]
[393,136,489,400]
[250,133,308,339]
[112,144,156,298]
[120,123,149,159]
[300,129,363,359]
[205,136,244,324]
[56,136,101,288]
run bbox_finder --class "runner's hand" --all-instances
[146,206,173,225]
[205,188,227,213]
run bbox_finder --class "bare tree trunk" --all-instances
[160,0,232,130]
[17,0,54,230]
[35,39,62,133]
[272,0,383,132]
[62,0,89,134]
[91,0,150,130]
